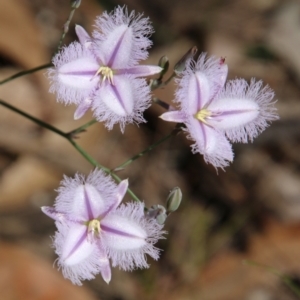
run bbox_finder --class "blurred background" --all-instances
[0,0,299,299]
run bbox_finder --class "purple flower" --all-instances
[41,170,164,285]
[160,54,278,169]
[48,6,162,131]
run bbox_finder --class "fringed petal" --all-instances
[93,6,153,67]
[92,76,151,132]
[186,118,234,169]
[212,79,278,142]
[55,170,118,220]
[54,222,108,285]
[101,202,165,271]
[49,42,99,105]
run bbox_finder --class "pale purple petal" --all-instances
[97,77,134,117]
[194,54,228,101]
[97,246,112,284]
[55,170,118,219]
[93,6,153,67]
[213,79,278,142]
[92,77,151,132]
[178,71,211,114]
[100,264,111,284]
[54,222,108,285]
[208,96,260,130]
[101,202,165,271]
[101,216,146,247]
[95,24,134,69]
[61,223,93,265]
[58,58,98,87]
[160,110,186,123]
[75,25,92,48]
[41,206,73,223]
[55,184,106,221]
[175,54,229,114]
[74,98,93,120]
[41,206,64,221]
[186,118,234,169]
[49,42,99,105]
[119,65,162,77]
[100,179,129,218]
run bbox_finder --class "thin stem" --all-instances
[67,119,97,138]
[0,63,52,85]
[150,71,177,92]
[244,260,300,298]
[67,141,140,201]
[163,72,177,87]
[68,140,111,173]
[114,130,178,171]
[54,2,79,55]
[0,99,141,202]
[0,99,66,137]
[152,97,170,110]
[0,2,79,87]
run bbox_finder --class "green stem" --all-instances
[282,276,300,298]
[67,119,97,138]
[114,130,177,171]
[0,1,79,87]
[152,97,170,110]
[69,139,111,173]
[54,3,79,55]
[0,99,66,137]
[151,72,176,91]
[244,260,300,298]
[163,72,177,86]
[67,140,140,201]
[0,99,141,202]
[0,63,52,85]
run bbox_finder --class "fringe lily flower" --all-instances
[161,54,278,168]
[41,170,164,285]
[49,6,162,131]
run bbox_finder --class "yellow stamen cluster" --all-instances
[194,109,212,125]
[95,66,114,85]
[88,219,101,237]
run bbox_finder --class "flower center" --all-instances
[95,66,114,85]
[194,108,211,125]
[87,219,101,241]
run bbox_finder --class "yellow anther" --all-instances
[88,219,101,237]
[95,66,114,85]
[194,109,211,125]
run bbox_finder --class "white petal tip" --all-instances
[74,99,92,120]
[73,112,83,120]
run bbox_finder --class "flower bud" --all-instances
[158,55,169,77]
[146,204,167,225]
[156,213,167,225]
[166,187,182,213]
[174,46,198,73]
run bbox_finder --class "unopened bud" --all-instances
[71,0,81,8]
[158,55,169,77]
[146,204,167,225]
[174,46,198,73]
[166,187,182,213]
[156,213,167,225]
